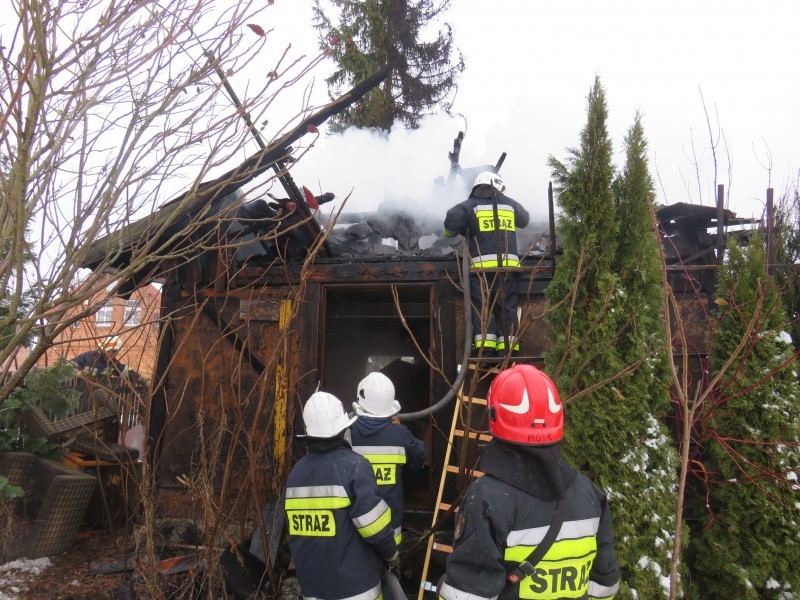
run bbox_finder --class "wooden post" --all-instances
[273,300,292,480]
[766,188,774,276]
[548,182,557,259]
[716,184,725,264]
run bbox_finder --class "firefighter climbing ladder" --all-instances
[417,363,497,600]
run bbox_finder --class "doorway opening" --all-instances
[321,285,433,510]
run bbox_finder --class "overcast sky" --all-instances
[246,0,798,221]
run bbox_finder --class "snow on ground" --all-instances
[0,557,51,600]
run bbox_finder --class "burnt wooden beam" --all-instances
[81,66,391,271]
[201,301,266,374]
[156,64,391,215]
[148,283,179,479]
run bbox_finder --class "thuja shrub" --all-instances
[687,235,800,598]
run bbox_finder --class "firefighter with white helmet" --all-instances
[285,391,400,600]
[443,171,530,360]
[439,365,620,600]
[350,372,428,546]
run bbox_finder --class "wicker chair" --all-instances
[26,389,118,446]
[0,451,96,560]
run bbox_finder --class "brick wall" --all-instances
[41,284,162,378]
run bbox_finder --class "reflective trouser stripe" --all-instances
[474,334,497,349]
[394,527,402,545]
[352,500,391,538]
[285,485,351,510]
[303,580,383,600]
[439,580,497,600]
[470,253,520,268]
[588,580,619,599]
[496,337,519,351]
[352,446,407,464]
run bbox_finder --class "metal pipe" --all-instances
[399,242,472,421]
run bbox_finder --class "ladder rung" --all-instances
[460,396,487,405]
[432,542,453,553]
[454,429,493,442]
[438,502,459,513]
[446,465,485,477]
[467,362,502,373]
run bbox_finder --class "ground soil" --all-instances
[6,532,131,599]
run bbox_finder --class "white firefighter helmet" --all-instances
[353,372,402,418]
[98,336,123,352]
[473,171,506,193]
[300,391,357,438]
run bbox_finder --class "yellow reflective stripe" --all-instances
[287,510,336,537]
[356,506,391,538]
[361,454,407,464]
[496,341,520,351]
[475,339,498,349]
[474,209,515,221]
[373,464,397,485]
[505,535,597,563]
[394,527,402,545]
[443,228,457,237]
[285,497,351,510]
[474,208,516,232]
[471,259,521,268]
[516,553,598,599]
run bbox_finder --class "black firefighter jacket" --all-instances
[443,186,530,268]
[440,443,620,600]
[350,416,429,544]
[285,438,398,600]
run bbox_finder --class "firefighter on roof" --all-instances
[439,365,620,600]
[350,372,428,546]
[444,171,530,359]
[286,391,400,600]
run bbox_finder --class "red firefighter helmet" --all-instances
[487,365,563,445]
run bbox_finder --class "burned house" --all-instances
[77,71,764,595]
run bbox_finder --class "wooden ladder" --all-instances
[417,363,497,599]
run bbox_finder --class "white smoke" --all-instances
[286,112,552,225]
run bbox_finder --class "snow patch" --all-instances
[638,556,671,595]
[0,557,51,600]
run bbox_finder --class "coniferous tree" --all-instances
[547,82,680,598]
[609,116,681,598]
[773,182,800,351]
[546,76,621,471]
[312,0,464,131]
[1,153,35,349]
[688,234,800,599]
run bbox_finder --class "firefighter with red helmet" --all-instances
[443,171,530,359]
[439,365,620,600]
[285,391,399,600]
